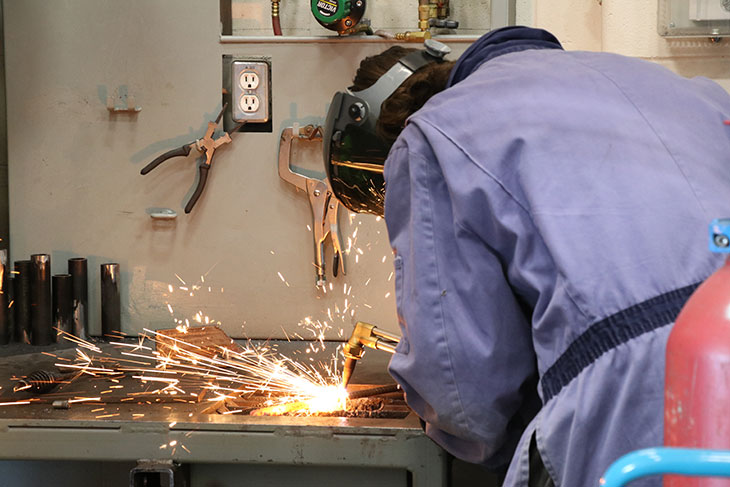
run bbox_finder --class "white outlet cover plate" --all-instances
[231,60,269,123]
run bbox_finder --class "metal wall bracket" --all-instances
[106,92,141,113]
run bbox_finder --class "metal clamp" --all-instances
[278,125,346,287]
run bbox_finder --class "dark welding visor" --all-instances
[324,40,451,216]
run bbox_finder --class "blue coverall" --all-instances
[384,27,730,487]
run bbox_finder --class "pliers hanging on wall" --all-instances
[140,103,243,213]
[278,124,346,288]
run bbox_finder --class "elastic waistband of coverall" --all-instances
[539,282,701,403]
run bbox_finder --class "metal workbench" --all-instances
[0,341,450,487]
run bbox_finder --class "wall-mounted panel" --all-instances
[4,0,472,340]
[659,0,730,37]
[602,1,730,61]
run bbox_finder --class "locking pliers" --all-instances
[278,125,346,287]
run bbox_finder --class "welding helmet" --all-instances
[324,39,451,216]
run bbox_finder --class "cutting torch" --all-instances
[140,103,243,213]
[342,321,400,387]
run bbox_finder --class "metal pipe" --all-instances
[100,263,121,338]
[13,260,31,344]
[52,274,73,336]
[0,249,8,345]
[347,383,401,399]
[6,276,14,343]
[601,448,730,487]
[68,257,88,339]
[30,254,53,345]
[373,29,396,39]
[372,327,400,343]
[374,341,397,354]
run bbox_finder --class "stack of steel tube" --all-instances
[5,255,117,345]
[1,253,123,345]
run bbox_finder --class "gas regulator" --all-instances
[311,0,367,35]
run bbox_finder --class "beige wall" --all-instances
[533,1,730,91]
[3,0,472,340]
[3,0,728,340]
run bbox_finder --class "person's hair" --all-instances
[351,46,456,145]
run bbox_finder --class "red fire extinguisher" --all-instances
[665,219,730,487]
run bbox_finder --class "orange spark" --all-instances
[0,400,31,407]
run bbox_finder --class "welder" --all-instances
[323,26,730,487]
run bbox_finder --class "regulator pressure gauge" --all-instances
[311,0,366,35]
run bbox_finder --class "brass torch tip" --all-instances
[342,357,357,388]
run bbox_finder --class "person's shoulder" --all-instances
[388,121,435,158]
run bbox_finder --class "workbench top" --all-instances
[0,338,410,431]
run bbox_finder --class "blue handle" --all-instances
[601,448,730,487]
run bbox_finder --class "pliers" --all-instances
[278,125,346,287]
[140,103,242,213]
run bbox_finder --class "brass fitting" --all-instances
[343,322,370,360]
[343,322,400,360]
[437,1,449,19]
[418,3,430,31]
[341,322,400,387]
[271,0,280,17]
[395,30,432,41]
[428,2,438,19]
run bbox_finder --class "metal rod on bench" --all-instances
[52,274,73,337]
[68,257,88,339]
[30,254,53,345]
[13,260,31,344]
[100,263,121,338]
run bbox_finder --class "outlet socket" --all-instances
[231,60,270,124]
[240,71,260,90]
[240,94,260,113]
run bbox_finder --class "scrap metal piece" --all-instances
[52,399,70,409]
[14,370,73,394]
[155,326,245,361]
[347,383,401,400]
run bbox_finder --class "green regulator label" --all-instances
[316,0,338,17]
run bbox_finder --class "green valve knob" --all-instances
[311,0,351,24]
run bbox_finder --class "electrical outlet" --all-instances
[241,95,260,113]
[240,72,260,90]
[231,60,270,124]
